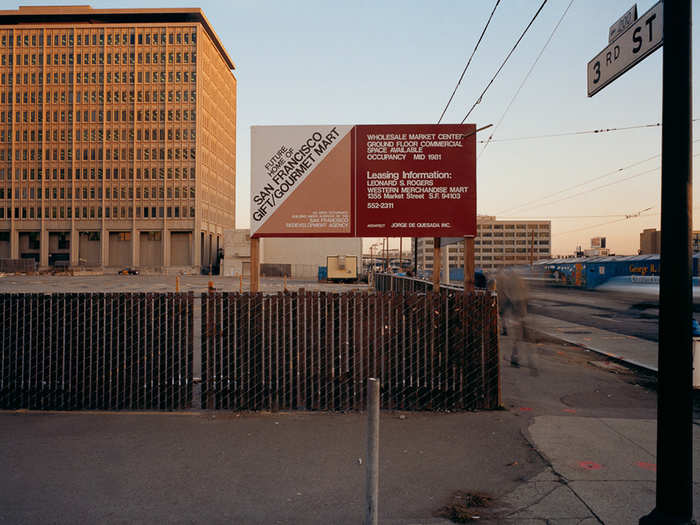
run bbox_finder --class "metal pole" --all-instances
[365,377,379,525]
[432,237,441,291]
[640,2,693,523]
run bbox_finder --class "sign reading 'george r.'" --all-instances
[587,1,662,97]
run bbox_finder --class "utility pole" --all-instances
[640,2,693,523]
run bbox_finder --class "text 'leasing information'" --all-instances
[355,124,476,237]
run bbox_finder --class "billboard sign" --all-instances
[251,124,476,238]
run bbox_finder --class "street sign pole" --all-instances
[640,1,694,523]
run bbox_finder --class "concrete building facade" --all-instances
[0,5,235,270]
[416,215,551,276]
[223,229,363,280]
[639,228,661,254]
[640,228,700,255]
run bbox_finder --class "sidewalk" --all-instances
[494,313,700,524]
[497,415,700,523]
[528,312,658,372]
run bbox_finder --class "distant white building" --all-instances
[416,215,552,277]
[582,236,610,257]
[223,229,362,279]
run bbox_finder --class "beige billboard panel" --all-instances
[251,125,353,236]
[254,132,352,236]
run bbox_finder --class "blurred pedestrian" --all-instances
[497,269,529,368]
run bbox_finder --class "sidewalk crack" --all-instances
[518,426,605,524]
[599,418,656,457]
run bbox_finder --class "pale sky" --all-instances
[14,0,699,256]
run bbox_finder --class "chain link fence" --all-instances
[202,290,499,411]
[0,287,499,412]
[0,293,194,410]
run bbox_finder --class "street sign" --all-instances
[587,1,662,97]
[609,4,637,43]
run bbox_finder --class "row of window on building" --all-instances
[1,126,195,144]
[0,205,195,220]
[1,88,196,105]
[0,145,196,162]
[1,51,196,67]
[0,166,195,180]
[1,106,196,123]
[0,184,195,200]
[0,69,196,86]
[477,223,550,230]
[1,30,197,48]
[477,231,549,238]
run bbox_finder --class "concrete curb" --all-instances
[526,324,658,375]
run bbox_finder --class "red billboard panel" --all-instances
[250,124,476,238]
[355,124,476,237]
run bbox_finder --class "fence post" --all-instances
[365,377,380,525]
[432,237,441,291]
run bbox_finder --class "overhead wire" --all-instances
[509,166,661,214]
[495,139,700,216]
[460,0,548,124]
[480,121,666,143]
[437,0,500,124]
[552,217,634,236]
[501,214,647,219]
[479,0,574,157]
[552,206,654,236]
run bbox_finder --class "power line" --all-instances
[501,214,645,219]
[552,217,630,236]
[461,0,548,124]
[552,208,656,237]
[511,166,661,214]
[495,140,700,216]
[480,121,666,143]
[480,0,574,157]
[506,151,700,215]
[496,154,659,215]
[437,0,500,124]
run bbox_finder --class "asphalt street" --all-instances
[526,285,700,342]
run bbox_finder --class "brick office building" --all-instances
[0,5,235,270]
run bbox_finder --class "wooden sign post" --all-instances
[250,237,260,293]
[464,236,475,293]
